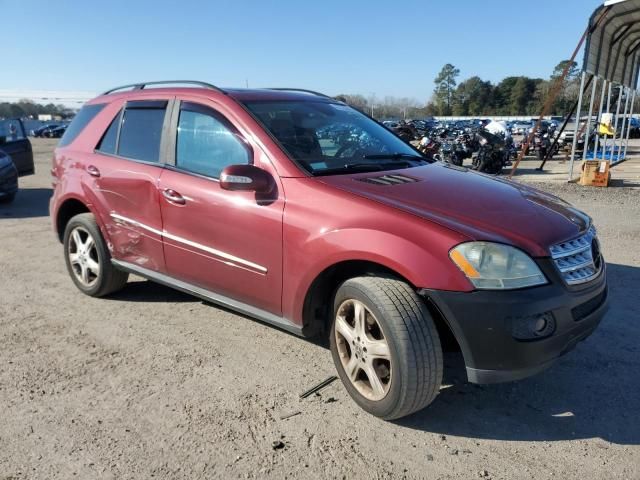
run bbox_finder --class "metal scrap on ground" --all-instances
[299,376,338,399]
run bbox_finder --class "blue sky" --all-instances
[4,0,604,103]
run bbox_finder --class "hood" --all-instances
[317,163,590,258]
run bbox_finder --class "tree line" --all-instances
[0,99,74,119]
[4,63,582,121]
[428,60,580,116]
[336,60,581,119]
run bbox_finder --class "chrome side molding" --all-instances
[110,213,267,274]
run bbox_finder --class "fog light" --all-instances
[534,317,548,333]
[510,312,556,341]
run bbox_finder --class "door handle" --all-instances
[162,188,186,205]
[87,165,101,177]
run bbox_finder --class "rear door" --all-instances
[157,99,284,315]
[0,119,34,176]
[89,99,172,273]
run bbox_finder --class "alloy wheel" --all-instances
[68,226,100,287]
[334,299,392,401]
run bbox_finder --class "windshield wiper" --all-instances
[363,153,429,163]
[313,161,414,176]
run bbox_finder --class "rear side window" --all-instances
[117,103,166,162]
[176,103,250,178]
[59,104,105,147]
[96,112,121,154]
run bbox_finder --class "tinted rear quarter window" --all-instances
[59,104,105,147]
[96,112,121,154]
[117,107,166,162]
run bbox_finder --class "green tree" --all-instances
[551,60,580,81]
[551,60,581,114]
[433,64,460,116]
[454,76,494,116]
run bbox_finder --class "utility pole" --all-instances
[368,92,376,118]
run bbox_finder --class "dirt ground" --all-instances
[1,138,639,480]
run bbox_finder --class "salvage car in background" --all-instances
[48,124,68,138]
[32,123,61,137]
[0,150,18,203]
[0,119,34,177]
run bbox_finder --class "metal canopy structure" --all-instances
[565,0,640,180]
[585,0,640,89]
[510,1,640,179]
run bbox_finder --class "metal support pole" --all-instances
[509,7,611,178]
[539,75,594,170]
[602,82,613,159]
[623,90,636,159]
[617,87,631,162]
[569,72,588,181]
[581,76,599,163]
[594,80,607,157]
[612,85,624,162]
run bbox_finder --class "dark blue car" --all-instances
[0,150,18,203]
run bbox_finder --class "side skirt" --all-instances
[111,259,304,336]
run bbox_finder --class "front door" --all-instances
[157,100,284,315]
[0,119,34,176]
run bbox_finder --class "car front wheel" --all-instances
[63,213,128,297]
[330,276,443,420]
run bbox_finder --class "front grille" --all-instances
[571,290,607,322]
[550,227,602,285]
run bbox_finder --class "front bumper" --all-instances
[421,259,608,384]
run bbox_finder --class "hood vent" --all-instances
[357,174,420,186]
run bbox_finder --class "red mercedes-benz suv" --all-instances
[50,81,608,419]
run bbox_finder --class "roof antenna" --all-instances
[245,78,249,88]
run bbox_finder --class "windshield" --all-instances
[243,101,425,175]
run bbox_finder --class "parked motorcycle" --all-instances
[470,130,507,174]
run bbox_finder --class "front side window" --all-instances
[176,103,250,178]
[117,103,166,162]
[243,100,425,175]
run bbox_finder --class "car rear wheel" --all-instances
[330,276,443,420]
[63,213,128,297]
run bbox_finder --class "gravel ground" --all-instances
[0,138,638,480]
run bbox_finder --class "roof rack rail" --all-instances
[101,80,226,96]
[267,88,334,99]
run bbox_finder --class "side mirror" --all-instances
[220,164,274,193]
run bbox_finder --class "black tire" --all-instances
[329,276,443,420]
[450,153,463,167]
[0,193,16,204]
[63,213,128,297]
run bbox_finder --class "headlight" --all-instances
[449,242,547,290]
